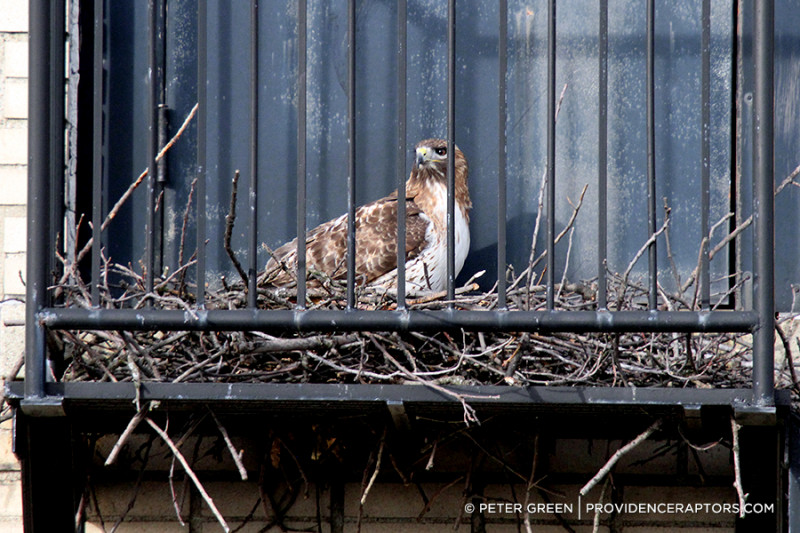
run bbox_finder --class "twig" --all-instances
[168,456,188,527]
[75,103,199,265]
[579,418,663,496]
[676,425,723,452]
[230,498,262,533]
[514,181,589,297]
[710,214,751,261]
[462,431,539,486]
[730,415,747,518]
[278,437,310,498]
[681,215,753,295]
[178,177,198,267]
[407,283,480,305]
[591,477,610,533]
[224,170,249,287]
[145,417,231,532]
[617,212,671,306]
[526,83,569,301]
[368,334,493,424]
[251,333,360,354]
[0,353,25,410]
[105,407,148,466]
[776,161,800,195]
[453,454,476,531]
[556,226,576,302]
[417,475,465,520]
[360,427,387,505]
[523,433,539,533]
[4,354,24,382]
[662,202,683,291]
[776,322,799,390]
[209,408,248,481]
[109,436,154,533]
[426,439,438,471]
[503,335,526,384]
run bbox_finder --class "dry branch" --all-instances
[224,170,249,287]
[145,417,231,532]
[74,103,199,266]
[731,415,747,518]
[209,408,248,481]
[105,408,147,466]
[579,418,663,497]
[360,427,387,505]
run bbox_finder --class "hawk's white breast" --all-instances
[373,180,470,293]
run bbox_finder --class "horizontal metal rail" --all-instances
[8,382,789,410]
[39,307,758,334]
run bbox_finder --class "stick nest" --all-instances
[54,261,758,390]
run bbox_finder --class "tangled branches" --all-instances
[55,238,755,391]
[54,279,753,390]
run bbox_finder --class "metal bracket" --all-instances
[386,400,412,432]
[734,405,777,426]
[681,405,704,432]
[19,397,65,417]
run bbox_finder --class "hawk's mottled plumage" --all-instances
[261,139,471,293]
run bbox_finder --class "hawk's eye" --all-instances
[435,147,447,156]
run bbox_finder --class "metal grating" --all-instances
[24,0,776,408]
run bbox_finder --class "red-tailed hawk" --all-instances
[261,138,471,293]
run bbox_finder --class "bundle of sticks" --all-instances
[54,255,754,391]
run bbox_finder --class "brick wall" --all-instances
[0,0,28,530]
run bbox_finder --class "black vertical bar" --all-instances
[646,0,658,310]
[546,0,556,310]
[26,0,53,399]
[497,0,508,309]
[145,0,159,298]
[296,0,307,309]
[18,417,77,532]
[446,0,456,304]
[598,0,608,310]
[789,418,800,531]
[248,0,259,308]
[196,1,207,306]
[91,0,103,307]
[752,0,774,406]
[156,104,167,273]
[700,0,711,309]
[330,480,344,533]
[155,0,167,274]
[346,0,357,309]
[49,0,65,295]
[396,0,407,309]
[736,426,780,530]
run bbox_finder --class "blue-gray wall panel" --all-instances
[99,0,799,309]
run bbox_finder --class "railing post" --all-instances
[752,0,775,407]
[25,0,54,400]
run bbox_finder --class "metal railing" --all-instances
[24,0,776,408]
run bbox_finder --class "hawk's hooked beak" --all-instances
[416,147,428,168]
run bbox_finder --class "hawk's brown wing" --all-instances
[262,196,429,287]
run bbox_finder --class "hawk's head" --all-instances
[410,138,471,214]
[414,138,466,178]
